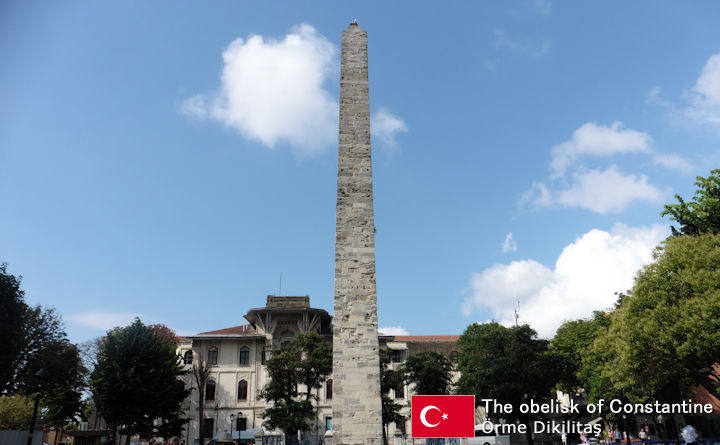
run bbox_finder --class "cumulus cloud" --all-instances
[371,108,409,150]
[180,24,338,155]
[557,166,666,214]
[683,53,720,126]
[502,232,518,252]
[521,122,676,214]
[522,166,665,214]
[550,122,652,177]
[68,311,148,332]
[379,326,409,336]
[649,53,720,129]
[493,28,549,58]
[463,223,669,338]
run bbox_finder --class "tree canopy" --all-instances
[90,318,189,438]
[597,233,720,402]
[0,264,87,427]
[457,323,557,445]
[259,332,332,437]
[380,350,405,433]
[661,169,720,236]
[548,311,611,394]
[401,350,453,396]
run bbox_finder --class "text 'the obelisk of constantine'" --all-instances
[331,21,384,445]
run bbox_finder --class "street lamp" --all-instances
[230,413,235,437]
[27,368,49,445]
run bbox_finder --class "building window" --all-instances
[261,347,266,365]
[208,346,218,365]
[326,379,333,400]
[239,346,250,365]
[389,349,401,363]
[325,417,332,431]
[206,380,216,401]
[184,350,193,365]
[238,379,248,400]
[236,417,247,432]
[449,351,459,363]
[397,420,406,434]
[203,418,214,438]
[394,379,404,399]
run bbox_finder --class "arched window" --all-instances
[184,350,193,365]
[238,379,248,400]
[326,379,333,400]
[261,347,266,365]
[239,346,250,366]
[206,380,216,401]
[208,346,218,365]
[449,350,459,363]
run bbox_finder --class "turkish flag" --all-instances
[411,395,475,438]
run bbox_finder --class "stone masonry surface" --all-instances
[332,22,384,445]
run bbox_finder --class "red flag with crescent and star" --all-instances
[411,395,476,438]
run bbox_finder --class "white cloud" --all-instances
[180,24,338,155]
[371,108,409,150]
[557,166,666,214]
[463,223,669,338]
[68,311,147,332]
[493,29,549,58]
[519,181,553,209]
[652,153,694,172]
[683,53,720,127]
[502,232,518,253]
[550,122,652,177]
[379,326,409,336]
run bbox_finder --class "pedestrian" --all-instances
[562,431,568,445]
[638,428,647,442]
[680,424,699,445]
[614,429,622,443]
[169,437,180,445]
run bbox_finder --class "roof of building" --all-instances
[194,324,259,336]
[392,335,460,342]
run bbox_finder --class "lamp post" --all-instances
[230,413,235,437]
[26,368,49,445]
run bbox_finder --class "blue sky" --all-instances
[2,1,720,342]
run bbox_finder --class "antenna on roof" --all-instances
[278,272,282,296]
[514,300,520,327]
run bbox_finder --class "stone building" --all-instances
[178,295,460,444]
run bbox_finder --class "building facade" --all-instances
[178,296,460,444]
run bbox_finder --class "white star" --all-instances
[442,413,448,420]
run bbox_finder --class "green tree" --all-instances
[604,233,720,401]
[457,323,557,445]
[0,264,67,395]
[90,318,189,442]
[401,351,452,396]
[39,341,87,432]
[661,169,720,236]
[0,395,33,429]
[0,263,26,395]
[0,264,87,430]
[380,350,405,442]
[259,333,332,439]
[549,311,611,394]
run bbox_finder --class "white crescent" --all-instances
[420,405,441,428]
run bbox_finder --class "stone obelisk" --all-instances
[332,21,383,445]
